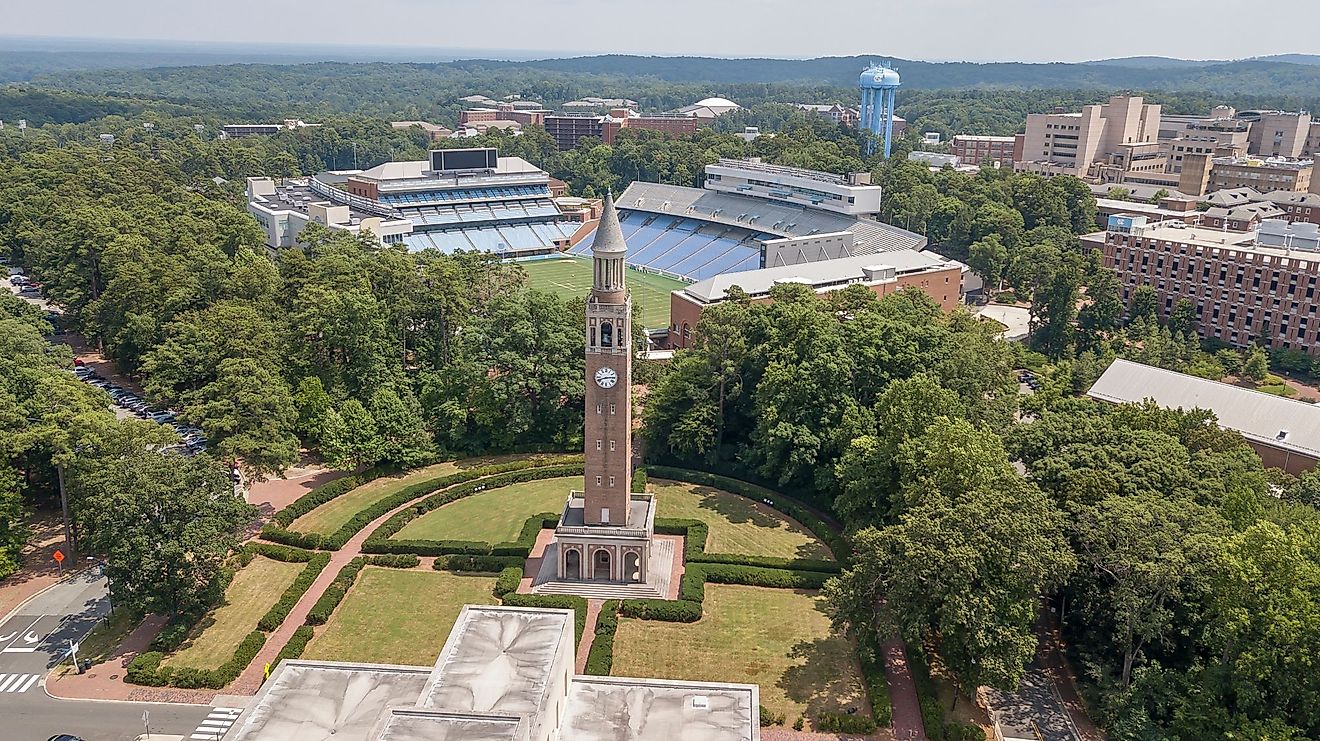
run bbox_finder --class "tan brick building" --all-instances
[951,135,1019,168]
[1016,95,1162,178]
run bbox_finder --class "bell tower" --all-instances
[583,193,633,525]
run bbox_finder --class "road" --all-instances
[0,571,216,740]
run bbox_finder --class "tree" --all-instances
[1070,493,1226,687]
[1107,186,1132,201]
[0,467,27,580]
[76,450,254,616]
[293,376,333,441]
[1078,266,1123,345]
[826,422,1074,696]
[1243,347,1269,383]
[1128,285,1159,324]
[968,235,1009,290]
[1168,298,1198,338]
[1148,188,1171,205]
[368,386,433,466]
[328,399,382,470]
[194,358,300,480]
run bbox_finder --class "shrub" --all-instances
[858,633,893,726]
[584,600,620,676]
[305,558,366,626]
[698,563,831,590]
[367,554,420,569]
[149,616,195,653]
[793,716,804,731]
[493,566,523,597]
[439,555,526,573]
[759,705,785,727]
[618,598,702,623]
[815,711,877,734]
[257,551,331,632]
[126,651,166,686]
[499,593,588,641]
[631,468,648,493]
[275,625,315,666]
[127,631,266,689]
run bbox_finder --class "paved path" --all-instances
[0,515,72,622]
[882,639,928,741]
[575,599,603,673]
[1036,611,1104,741]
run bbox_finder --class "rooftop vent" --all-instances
[691,695,710,710]
[1277,429,1290,441]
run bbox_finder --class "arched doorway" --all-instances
[593,549,612,580]
[624,551,642,582]
[564,548,581,580]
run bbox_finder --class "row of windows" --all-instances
[595,403,617,414]
[594,440,618,451]
[594,475,616,487]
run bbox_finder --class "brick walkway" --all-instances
[47,614,217,704]
[575,599,603,673]
[883,639,929,741]
[761,729,891,741]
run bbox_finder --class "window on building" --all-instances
[609,476,615,487]
[595,476,602,486]
[610,403,616,415]
[601,507,610,523]
[601,322,613,347]
[609,440,616,451]
[596,440,602,451]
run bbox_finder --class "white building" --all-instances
[703,158,883,217]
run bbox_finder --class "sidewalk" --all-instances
[0,514,73,621]
[882,639,928,741]
[46,615,218,705]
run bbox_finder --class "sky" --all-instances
[8,0,1320,63]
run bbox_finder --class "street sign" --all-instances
[52,549,64,564]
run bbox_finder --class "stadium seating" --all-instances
[569,210,762,281]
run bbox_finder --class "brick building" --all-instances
[951,135,1019,168]
[1083,215,1320,353]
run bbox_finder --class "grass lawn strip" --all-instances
[611,584,868,726]
[390,476,583,543]
[302,567,498,666]
[651,479,833,562]
[520,257,686,330]
[164,556,303,670]
[290,453,547,536]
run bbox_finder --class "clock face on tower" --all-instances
[594,367,618,389]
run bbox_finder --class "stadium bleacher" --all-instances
[569,211,763,281]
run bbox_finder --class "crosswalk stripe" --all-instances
[0,673,39,692]
[189,707,242,740]
[13,674,39,693]
[0,674,18,692]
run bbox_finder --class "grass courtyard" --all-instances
[289,453,554,536]
[611,584,868,725]
[520,257,687,329]
[391,476,583,543]
[651,479,833,562]
[164,556,303,669]
[302,567,498,665]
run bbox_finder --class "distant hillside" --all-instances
[1253,54,1320,66]
[1086,56,1227,68]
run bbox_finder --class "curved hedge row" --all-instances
[261,455,582,551]
[360,465,581,556]
[645,466,849,568]
[269,464,404,529]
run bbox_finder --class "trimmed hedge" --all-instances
[306,558,367,626]
[857,630,893,727]
[275,625,315,666]
[367,554,421,569]
[584,600,620,676]
[257,551,331,631]
[493,566,523,597]
[499,592,588,642]
[631,468,647,493]
[362,465,581,556]
[653,517,839,573]
[438,554,526,573]
[270,463,403,528]
[697,563,831,590]
[815,711,878,734]
[619,597,702,623]
[262,456,581,550]
[646,466,849,565]
[907,645,980,741]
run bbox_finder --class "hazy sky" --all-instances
[9,0,1320,62]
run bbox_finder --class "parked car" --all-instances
[10,274,28,286]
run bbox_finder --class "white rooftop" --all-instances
[1088,359,1320,457]
[682,250,960,303]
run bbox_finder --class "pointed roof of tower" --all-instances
[591,191,628,255]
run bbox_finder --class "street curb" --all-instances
[41,681,220,707]
[0,565,92,625]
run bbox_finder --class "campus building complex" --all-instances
[565,158,926,283]
[247,148,579,255]
[951,135,1020,168]
[1083,214,1320,353]
[224,605,758,741]
[543,110,702,151]
[1016,95,1163,178]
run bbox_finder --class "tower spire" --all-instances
[592,191,627,255]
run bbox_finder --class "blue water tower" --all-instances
[859,63,901,158]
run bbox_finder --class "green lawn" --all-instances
[165,557,304,669]
[651,479,833,562]
[290,453,554,536]
[391,476,582,543]
[302,568,498,665]
[520,257,687,329]
[612,584,868,726]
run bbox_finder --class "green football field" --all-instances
[519,257,688,329]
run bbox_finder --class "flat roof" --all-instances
[253,180,393,224]
[682,250,960,303]
[1088,359,1320,458]
[563,676,759,741]
[418,606,572,720]
[370,708,524,741]
[226,661,433,741]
